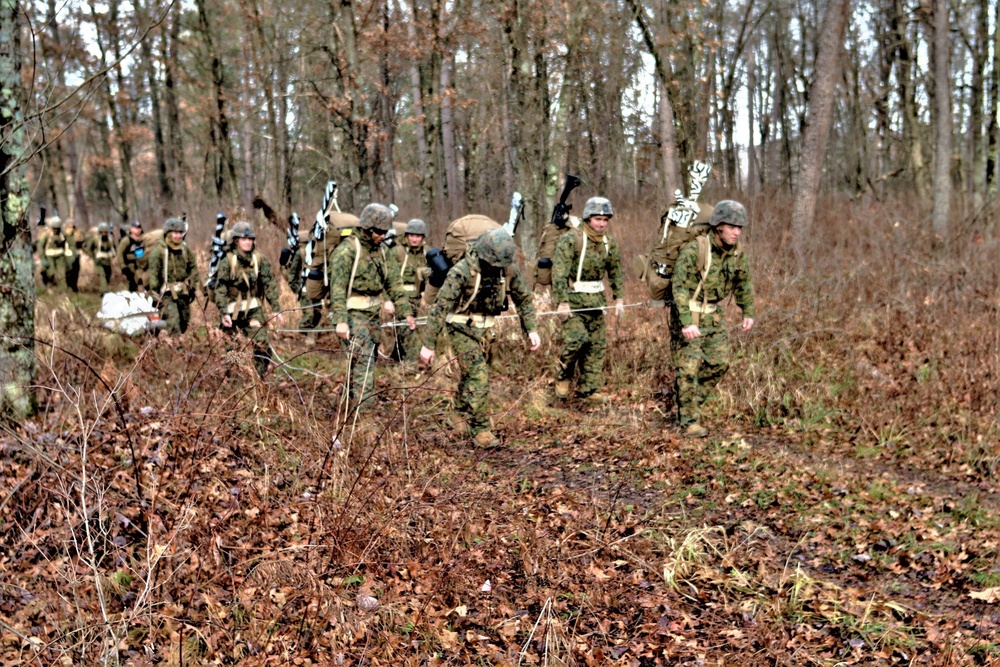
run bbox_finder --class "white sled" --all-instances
[95,291,164,335]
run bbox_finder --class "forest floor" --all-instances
[4,204,1000,666]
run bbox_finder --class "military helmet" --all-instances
[45,215,62,229]
[404,218,428,236]
[97,221,111,234]
[582,197,614,220]
[357,203,394,232]
[163,217,185,233]
[476,228,516,268]
[709,200,748,228]
[231,221,256,239]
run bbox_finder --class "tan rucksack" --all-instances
[533,216,580,286]
[637,204,714,306]
[423,214,500,304]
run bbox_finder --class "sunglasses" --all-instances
[371,227,389,236]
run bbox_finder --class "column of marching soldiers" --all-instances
[33,167,754,447]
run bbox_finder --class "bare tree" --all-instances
[931,0,952,240]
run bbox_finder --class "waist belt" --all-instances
[689,301,718,314]
[227,297,260,316]
[346,294,381,310]
[95,251,114,260]
[570,280,604,294]
[402,284,418,293]
[445,312,495,328]
[44,248,64,257]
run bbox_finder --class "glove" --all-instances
[419,346,435,366]
[614,299,624,318]
[336,322,350,340]
[556,302,571,319]
[528,331,541,351]
[383,300,396,316]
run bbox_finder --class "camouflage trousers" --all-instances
[670,309,730,426]
[390,297,423,362]
[298,296,325,332]
[448,323,497,436]
[95,260,112,293]
[159,295,193,335]
[558,310,607,396]
[345,309,381,409]
[224,306,272,378]
[122,266,143,292]
[66,256,81,292]
[41,256,67,289]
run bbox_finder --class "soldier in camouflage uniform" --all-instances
[419,228,541,448]
[63,220,84,292]
[85,222,116,293]
[147,217,202,335]
[670,200,755,437]
[214,222,286,377]
[37,215,69,289]
[390,218,429,362]
[117,221,148,292]
[329,204,416,409]
[552,197,624,403]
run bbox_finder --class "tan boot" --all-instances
[582,392,610,404]
[554,380,570,399]
[684,423,708,438]
[446,414,470,437]
[473,431,501,448]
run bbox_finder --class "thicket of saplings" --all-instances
[5,190,998,664]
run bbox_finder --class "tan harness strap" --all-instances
[457,271,482,314]
[346,236,363,302]
[689,235,712,326]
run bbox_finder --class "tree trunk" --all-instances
[747,40,757,196]
[440,54,460,218]
[987,0,1000,192]
[138,1,172,215]
[196,0,239,203]
[0,0,35,419]
[790,0,851,262]
[931,0,952,241]
[163,1,187,209]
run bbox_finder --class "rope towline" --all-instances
[274,302,647,333]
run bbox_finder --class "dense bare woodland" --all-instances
[3,0,1000,665]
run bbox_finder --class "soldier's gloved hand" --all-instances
[740,317,755,332]
[406,315,416,331]
[419,346,435,366]
[556,302,571,319]
[528,331,541,351]
[383,300,396,316]
[336,322,350,340]
[614,299,625,318]
[681,324,700,339]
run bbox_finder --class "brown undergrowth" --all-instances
[3,194,1000,666]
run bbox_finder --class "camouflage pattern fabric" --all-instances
[709,200,748,227]
[214,249,282,377]
[64,228,84,292]
[117,236,148,292]
[284,247,304,296]
[38,229,68,289]
[345,310,381,406]
[551,226,623,397]
[390,242,428,361]
[298,296,324,331]
[424,246,537,435]
[670,232,754,425]
[327,231,413,407]
[85,233,116,292]
[357,203,394,230]
[146,241,201,334]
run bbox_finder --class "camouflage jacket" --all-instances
[392,243,428,294]
[551,226,624,308]
[672,232,754,327]
[37,229,68,257]
[147,241,201,299]
[327,232,413,324]
[284,248,304,295]
[424,246,537,347]
[85,234,116,263]
[117,236,148,272]
[214,249,281,315]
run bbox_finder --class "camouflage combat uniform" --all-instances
[38,225,69,289]
[64,224,84,292]
[328,229,413,408]
[117,234,148,292]
[215,247,282,377]
[423,244,537,437]
[147,238,201,335]
[390,241,428,361]
[670,231,754,427]
[85,227,116,293]
[551,225,623,397]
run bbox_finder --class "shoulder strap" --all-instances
[458,270,482,314]
[690,235,712,313]
[346,236,362,298]
[162,245,170,287]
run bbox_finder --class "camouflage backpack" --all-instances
[534,216,580,286]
